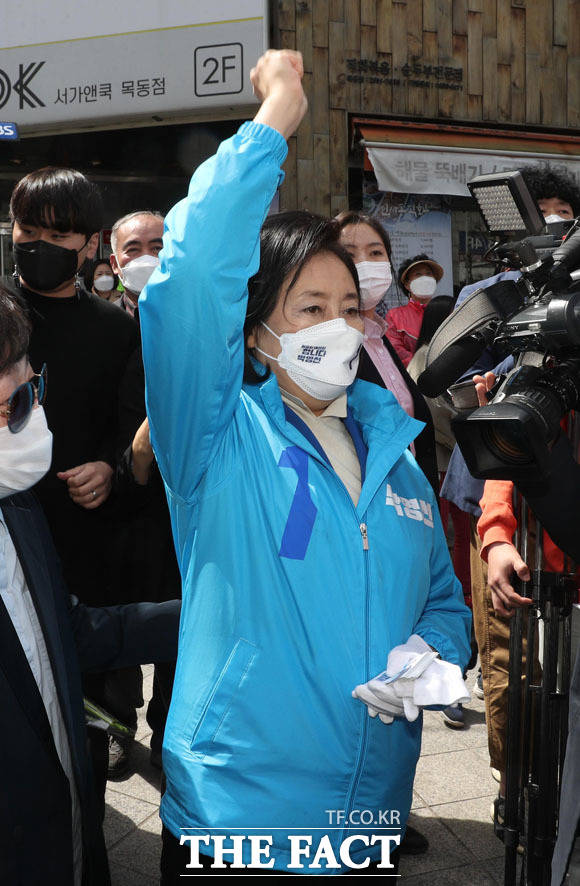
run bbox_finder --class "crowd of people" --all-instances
[1,48,579,884]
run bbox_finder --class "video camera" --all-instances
[417,169,580,481]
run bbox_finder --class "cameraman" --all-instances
[440,164,580,806]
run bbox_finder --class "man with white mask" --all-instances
[107,209,174,780]
[109,210,164,317]
[0,285,180,886]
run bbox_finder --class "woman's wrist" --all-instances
[131,444,154,485]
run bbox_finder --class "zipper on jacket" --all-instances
[359,523,369,550]
[341,520,372,847]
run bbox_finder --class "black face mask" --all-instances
[13,238,87,293]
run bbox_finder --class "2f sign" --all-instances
[0,121,18,140]
[194,43,243,97]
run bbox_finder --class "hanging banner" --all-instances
[366,144,580,197]
[366,193,453,315]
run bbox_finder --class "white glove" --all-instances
[352,635,439,724]
[351,678,406,725]
[412,658,471,707]
[353,635,469,725]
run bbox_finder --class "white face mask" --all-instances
[93,274,115,292]
[118,254,159,294]
[409,275,437,299]
[0,406,53,500]
[355,261,392,310]
[257,318,364,402]
[543,214,569,224]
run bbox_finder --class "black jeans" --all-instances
[160,826,400,882]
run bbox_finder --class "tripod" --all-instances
[498,495,577,886]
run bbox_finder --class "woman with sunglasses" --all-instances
[0,362,46,433]
[140,50,471,880]
[0,350,50,495]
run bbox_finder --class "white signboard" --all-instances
[367,144,580,197]
[0,0,267,132]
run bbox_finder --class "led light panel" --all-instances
[467,171,546,237]
[472,185,526,232]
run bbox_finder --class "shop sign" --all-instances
[366,145,580,197]
[346,58,463,91]
[0,0,267,132]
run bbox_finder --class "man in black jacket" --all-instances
[0,286,180,885]
[7,166,149,797]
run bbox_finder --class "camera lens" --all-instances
[481,425,533,465]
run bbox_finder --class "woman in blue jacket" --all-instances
[139,50,471,879]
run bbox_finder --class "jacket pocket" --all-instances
[190,638,257,757]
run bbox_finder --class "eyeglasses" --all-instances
[0,363,47,433]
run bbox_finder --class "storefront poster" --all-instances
[366,192,453,315]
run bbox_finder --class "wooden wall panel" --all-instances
[313,133,331,215]
[423,0,438,31]
[437,0,454,59]
[467,11,483,96]
[482,0,497,35]
[329,108,348,207]
[313,0,330,46]
[510,6,526,123]
[376,0,392,52]
[296,72,313,160]
[407,0,424,56]
[570,0,580,55]
[280,136,297,211]
[552,45,568,125]
[569,56,580,127]
[297,157,315,210]
[295,1,313,71]
[344,0,362,108]
[482,36,498,120]
[312,47,330,132]
[452,0,468,35]
[553,0,568,47]
[361,0,377,25]
[497,0,511,63]
[271,0,580,214]
[392,1,409,114]
[497,63,511,122]
[277,0,295,30]
[330,0,345,20]
[450,33,468,118]
[329,20,346,107]
[360,25,383,113]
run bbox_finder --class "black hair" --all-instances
[10,167,104,236]
[84,258,118,292]
[0,285,31,374]
[520,164,580,217]
[243,211,360,384]
[415,296,455,350]
[334,209,392,260]
[398,253,433,291]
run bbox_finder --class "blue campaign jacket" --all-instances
[139,121,471,874]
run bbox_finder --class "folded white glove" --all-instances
[352,635,438,724]
[412,658,471,707]
[351,677,406,725]
[352,634,470,725]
